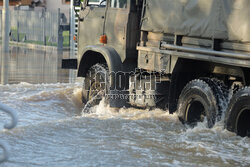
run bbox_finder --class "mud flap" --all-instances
[62,59,78,69]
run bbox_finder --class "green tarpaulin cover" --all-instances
[141,0,250,42]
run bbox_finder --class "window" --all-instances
[110,0,127,8]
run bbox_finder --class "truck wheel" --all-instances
[200,78,229,119]
[177,79,225,128]
[225,87,250,137]
[82,64,109,106]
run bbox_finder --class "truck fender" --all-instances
[78,45,126,108]
[78,45,122,83]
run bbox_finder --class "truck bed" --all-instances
[141,0,250,43]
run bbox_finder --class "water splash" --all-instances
[0,82,249,166]
[81,98,179,122]
[81,91,105,114]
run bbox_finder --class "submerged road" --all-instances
[0,47,249,166]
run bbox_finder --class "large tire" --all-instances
[200,78,229,119]
[82,64,109,106]
[225,87,250,137]
[177,79,227,128]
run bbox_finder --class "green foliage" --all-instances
[63,31,70,47]
[9,28,70,47]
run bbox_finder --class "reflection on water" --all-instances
[0,46,249,167]
[0,46,71,84]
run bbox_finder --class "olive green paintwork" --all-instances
[77,0,139,65]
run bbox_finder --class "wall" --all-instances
[45,0,69,21]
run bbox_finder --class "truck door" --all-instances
[104,0,131,61]
[78,0,106,50]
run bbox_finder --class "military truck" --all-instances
[63,0,250,137]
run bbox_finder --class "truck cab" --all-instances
[77,0,140,66]
[70,0,142,109]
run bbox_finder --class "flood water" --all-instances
[0,47,249,167]
[1,46,70,84]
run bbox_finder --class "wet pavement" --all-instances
[0,46,249,167]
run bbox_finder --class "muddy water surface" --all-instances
[0,47,249,166]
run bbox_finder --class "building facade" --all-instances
[0,0,70,21]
